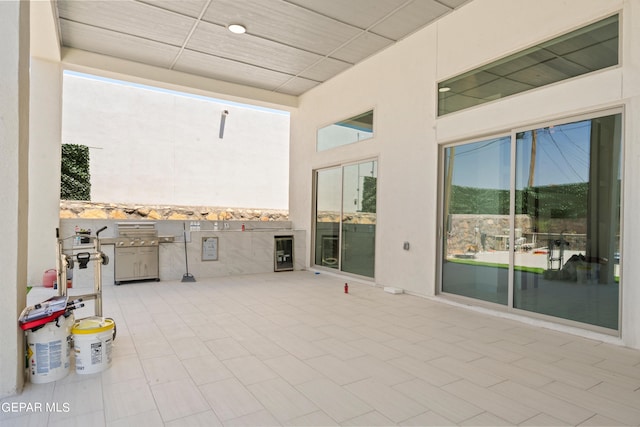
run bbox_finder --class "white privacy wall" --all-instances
[289,0,640,347]
[62,74,290,209]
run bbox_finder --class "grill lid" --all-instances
[116,222,158,237]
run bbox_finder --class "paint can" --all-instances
[72,317,114,374]
[27,314,74,384]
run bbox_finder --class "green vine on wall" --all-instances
[60,144,91,201]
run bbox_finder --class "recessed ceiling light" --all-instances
[227,24,246,34]
[438,87,451,93]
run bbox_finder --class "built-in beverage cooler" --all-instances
[274,236,294,272]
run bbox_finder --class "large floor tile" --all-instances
[199,377,264,421]
[430,356,504,387]
[102,378,156,422]
[468,356,553,387]
[182,354,234,385]
[513,357,601,389]
[345,355,414,386]
[223,355,278,385]
[49,410,105,427]
[490,380,594,425]
[399,410,456,426]
[343,410,395,426]
[205,337,251,360]
[296,379,372,423]
[237,336,288,360]
[312,337,365,360]
[105,409,162,427]
[248,378,318,422]
[263,354,323,386]
[48,376,103,423]
[344,378,427,423]
[284,410,338,426]
[266,331,327,360]
[100,354,145,385]
[151,378,210,422]
[541,381,640,425]
[305,354,369,386]
[347,337,403,360]
[141,354,190,384]
[393,378,483,423]
[164,410,223,427]
[223,409,282,426]
[442,380,540,425]
[389,356,460,386]
[169,335,214,360]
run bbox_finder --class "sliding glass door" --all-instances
[314,160,377,278]
[315,168,341,269]
[513,115,621,329]
[442,137,511,305]
[441,112,622,331]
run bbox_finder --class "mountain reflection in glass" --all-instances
[513,115,621,329]
[442,136,511,305]
[441,114,621,330]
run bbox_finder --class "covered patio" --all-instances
[4,1,640,420]
[2,272,640,426]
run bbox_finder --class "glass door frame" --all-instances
[437,107,624,335]
[312,157,378,279]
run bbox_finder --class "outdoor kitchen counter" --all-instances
[59,219,306,284]
[102,229,305,281]
[159,228,306,281]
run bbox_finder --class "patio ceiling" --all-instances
[54,0,471,97]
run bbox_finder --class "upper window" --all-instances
[438,14,619,116]
[317,110,374,151]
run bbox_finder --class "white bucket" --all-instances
[72,317,114,374]
[27,314,74,384]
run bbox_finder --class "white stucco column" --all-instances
[28,58,62,286]
[0,0,30,398]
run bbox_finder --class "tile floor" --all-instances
[3,271,640,426]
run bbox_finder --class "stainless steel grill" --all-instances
[114,222,159,285]
[115,222,159,247]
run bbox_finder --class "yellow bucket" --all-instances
[72,317,114,374]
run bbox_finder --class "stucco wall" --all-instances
[62,73,290,209]
[28,58,63,288]
[0,0,29,399]
[290,21,438,287]
[290,0,640,347]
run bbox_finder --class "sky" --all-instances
[448,120,594,190]
[63,70,290,117]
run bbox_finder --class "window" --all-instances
[314,160,378,277]
[317,110,374,151]
[438,15,619,116]
[441,112,622,331]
